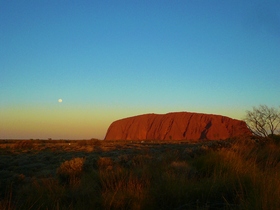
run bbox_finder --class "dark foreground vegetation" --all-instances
[0,137,279,210]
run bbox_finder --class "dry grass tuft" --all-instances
[97,157,114,171]
[13,140,34,150]
[56,157,85,186]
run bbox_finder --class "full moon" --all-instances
[58,99,62,103]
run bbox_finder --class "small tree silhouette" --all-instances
[244,105,280,137]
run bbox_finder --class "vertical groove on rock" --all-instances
[124,118,135,140]
[157,118,165,139]
[163,118,174,140]
[199,121,212,140]
[147,115,156,139]
[183,113,193,138]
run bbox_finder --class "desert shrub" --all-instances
[99,165,150,210]
[92,139,102,146]
[117,154,132,168]
[77,139,102,147]
[13,140,34,150]
[81,155,98,172]
[77,140,88,147]
[97,157,114,170]
[13,178,65,210]
[0,171,15,199]
[56,157,85,186]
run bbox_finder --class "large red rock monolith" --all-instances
[104,112,251,141]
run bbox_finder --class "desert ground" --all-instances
[0,137,279,210]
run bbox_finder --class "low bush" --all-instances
[56,157,85,186]
[13,140,34,150]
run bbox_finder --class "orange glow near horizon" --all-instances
[0,105,113,140]
[0,104,246,140]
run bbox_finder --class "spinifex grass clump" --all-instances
[13,140,34,150]
[56,157,85,186]
[99,165,149,209]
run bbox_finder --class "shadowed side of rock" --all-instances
[104,112,251,141]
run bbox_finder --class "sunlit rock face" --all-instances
[104,112,251,141]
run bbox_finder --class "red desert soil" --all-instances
[105,112,251,141]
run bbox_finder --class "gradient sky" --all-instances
[1,1,280,140]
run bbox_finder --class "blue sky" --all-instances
[1,0,280,139]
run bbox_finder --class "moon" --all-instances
[58,99,62,103]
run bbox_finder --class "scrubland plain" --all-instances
[0,137,279,210]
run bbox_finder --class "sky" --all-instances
[1,0,280,140]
